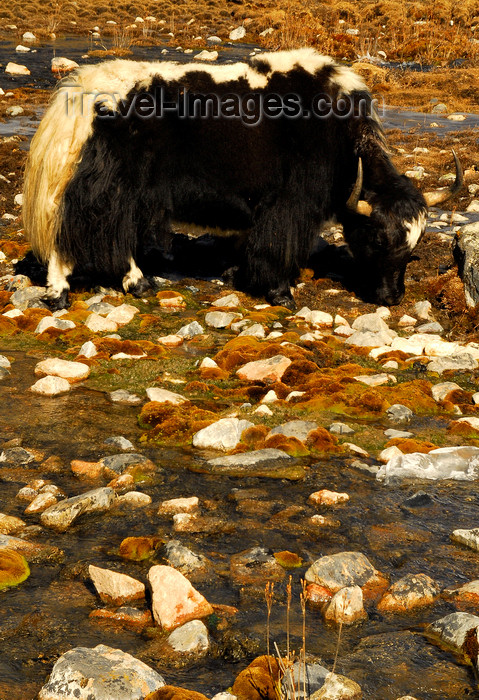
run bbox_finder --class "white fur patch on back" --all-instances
[404,211,427,250]
[330,64,367,95]
[251,47,335,76]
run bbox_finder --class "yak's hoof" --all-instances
[266,290,296,310]
[44,290,70,311]
[128,277,151,297]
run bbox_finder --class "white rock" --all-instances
[159,497,199,515]
[382,360,399,369]
[85,313,118,333]
[447,113,466,121]
[22,32,36,41]
[5,62,30,75]
[0,355,11,368]
[117,492,152,507]
[431,382,462,402]
[199,357,218,369]
[105,304,138,325]
[192,417,253,451]
[428,612,479,651]
[451,528,479,552]
[89,564,145,605]
[428,354,477,374]
[35,358,90,381]
[254,404,273,416]
[205,311,242,328]
[167,619,209,653]
[212,293,240,307]
[177,321,204,338]
[34,317,75,334]
[194,50,218,61]
[309,310,334,327]
[30,376,71,396]
[399,314,417,327]
[354,373,396,386]
[78,341,97,358]
[345,330,395,347]
[377,446,479,484]
[324,585,367,624]
[286,391,305,401]
[239,323,265,338]
[147,565,213,630]
[51,57,79,73]
[15,45,30,52]
[378,446,404,463]
[229,26,246,40]
[413,301,432,320]
[335,324,355,337]
[466,200,479,213]
[3,309,23,318]
[41,487,115,531]
[145,387,187,405]
[38,644,165,699]
[261,390,278,404]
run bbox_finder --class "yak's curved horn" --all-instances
[346,157,373,216]
[424,150,464,207]
[346,157,363,211]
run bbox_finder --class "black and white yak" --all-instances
[22,48,462,309]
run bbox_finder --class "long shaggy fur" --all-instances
[23,48,426,307]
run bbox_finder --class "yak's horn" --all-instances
[346,157,373,216]
[424,150,464,207]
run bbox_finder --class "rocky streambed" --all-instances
[3,33,479,700]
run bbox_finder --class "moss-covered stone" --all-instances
[0,549,30,590]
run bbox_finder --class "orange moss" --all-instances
[281,358,320,386]
[306,427,342,454]
[241,424,270,447]
[264,433,310,457]
[138,314,162,330]
[15,308,51,332]
[184,381,210,394]
[214,336,263,370]
[0,316,17,335]
[139,401,216,443]
[273,550,303,568]
[448,422,479,438]
[146,687,209,700]
[1,241,29,259]
[199,367,229,380]
[0,291,12,311]
[386,438,437,453]
[446,389,473,405]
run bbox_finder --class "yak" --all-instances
[22,48,461,309]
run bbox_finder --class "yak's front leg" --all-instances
[122,256,151,297]
[237,198,316,310]
[45,249,74,309]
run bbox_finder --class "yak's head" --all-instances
[341,153,463,306]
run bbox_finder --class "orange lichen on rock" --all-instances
[273,550,303,568]
[231,656,280,700]
[156,290,186,307]
[0,291,13,312]
[0,315,17,335]
[241,424,270,447]
[15,308,51,332]
[386,438,437,453]
[214,336,263,371]
[264,433,310,457]
[199,366,229,380]
[448,421,479,438]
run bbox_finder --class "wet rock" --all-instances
[427,611,479,652]
[38,644,165,699]
[5,62,31,75]
[324,586,367,625]
[40,487,116,531]
[309,490,349,506]
[329,422,355,435]
[24,492,58,514]
[377,446,479,483]
[230,546,285,585]
[0,534,62,564]
[119,536,161,561]
[236,354,292,382]
[177,320,204,338]
[200,449,304,480]
[167,619,209,653]
[100,453,152,476]
[148,565,213,630]
[31,376,71,396]
[427,353,478,374]
[1,447,35,465]
[51,56,79,74]
[117,491,152,507]
[35,358,90,382]
[451,527,479,551]
[159,497,199,515]
[104,436,134,450]
[89,606,153,631]
[105,303,138,325]
[377,573,439,613]
[89,564,145,605]
[146,387,187,404]
[270,420,318,441]
[0,514,25,535]
[403,491,433,507]
[192,417,253,451]
[305,551,385,596]
[110,389,142,404]
[164,540,210,574]
[231,656,279,700]
[34,317,75,334]
[386,404,413,424]
[158,334,184,347]
[443,580,479,606]
[0,549,30,590]
[205,311,241,328]
[194,49,218,61]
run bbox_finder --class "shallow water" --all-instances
[1,351,479,698]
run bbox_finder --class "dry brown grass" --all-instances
[1,0,479,66]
